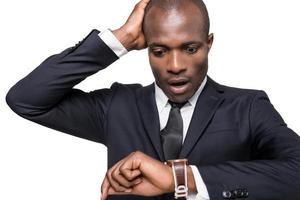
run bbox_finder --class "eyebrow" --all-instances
[149,41,204,49]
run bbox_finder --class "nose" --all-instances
[167,51,186,74]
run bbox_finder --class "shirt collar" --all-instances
[155,76,207,113]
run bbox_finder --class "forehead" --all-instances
[144,4,206,46]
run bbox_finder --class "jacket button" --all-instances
[232,190,238,198]
[238,188,248,197]
[243,189,249,197]
[222,190,232,199]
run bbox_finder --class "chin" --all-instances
[170,94,191,103]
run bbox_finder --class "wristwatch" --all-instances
[166,159,188,199]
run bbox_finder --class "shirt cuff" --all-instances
[98,29,128,58]
[190,165,210,200]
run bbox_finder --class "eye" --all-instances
[151,48,167,58]
[185,46,198,54]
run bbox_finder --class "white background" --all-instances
[1,0,299,199]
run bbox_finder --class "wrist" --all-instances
[187,165,197,193]
[112,27,136,51]
[166,165,175,193]
[166,164,197,194]
[167,159,197,198]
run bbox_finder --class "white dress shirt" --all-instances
[98,29,210,200]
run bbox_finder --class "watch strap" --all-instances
[167,159,188,199]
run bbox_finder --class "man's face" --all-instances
[144,3,213,103]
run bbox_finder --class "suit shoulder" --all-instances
[111,82,143,91]
[109,82,145,99]
[216,81,267,101]
[209,77,264,98]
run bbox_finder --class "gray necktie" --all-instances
[161,100,187,161]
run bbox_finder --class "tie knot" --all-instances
[168,100,187,109]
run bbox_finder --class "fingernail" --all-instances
[124,188,132,193]
[133,178,142,184]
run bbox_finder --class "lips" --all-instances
[168,78,190,94]
[168,78,189,86]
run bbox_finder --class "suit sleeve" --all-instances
[5,29,119,144]
[197,91,300,200]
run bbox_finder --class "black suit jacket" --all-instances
[6,29,300,200]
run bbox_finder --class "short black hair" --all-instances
[143,0,210,36]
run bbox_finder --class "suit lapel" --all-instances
[136,83,165,161]
[135,77,225,161]
[179,77,225,158]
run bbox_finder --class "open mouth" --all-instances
[169,78,189,86]
[170,81,188,87]
[168,79,189,94]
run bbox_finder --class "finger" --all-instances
[107,152,141,192]
[110,159,135,188]
[102,186,120,200]
[107,156,135,192]
[107,170,129,192]
[120,168,142,181]
[136,0,151,7]
[131,0,151,16]
[101,176,110,200]
[138,0,151,9]
[107,186,132,196]
[136,0,151,16]
[110,153,140,188]
[109,158,143,191]
[119,153,142,180]
[112,170,141,188]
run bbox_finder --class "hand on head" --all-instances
[112,0,151,51]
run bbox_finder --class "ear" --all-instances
[207,33,214,53]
